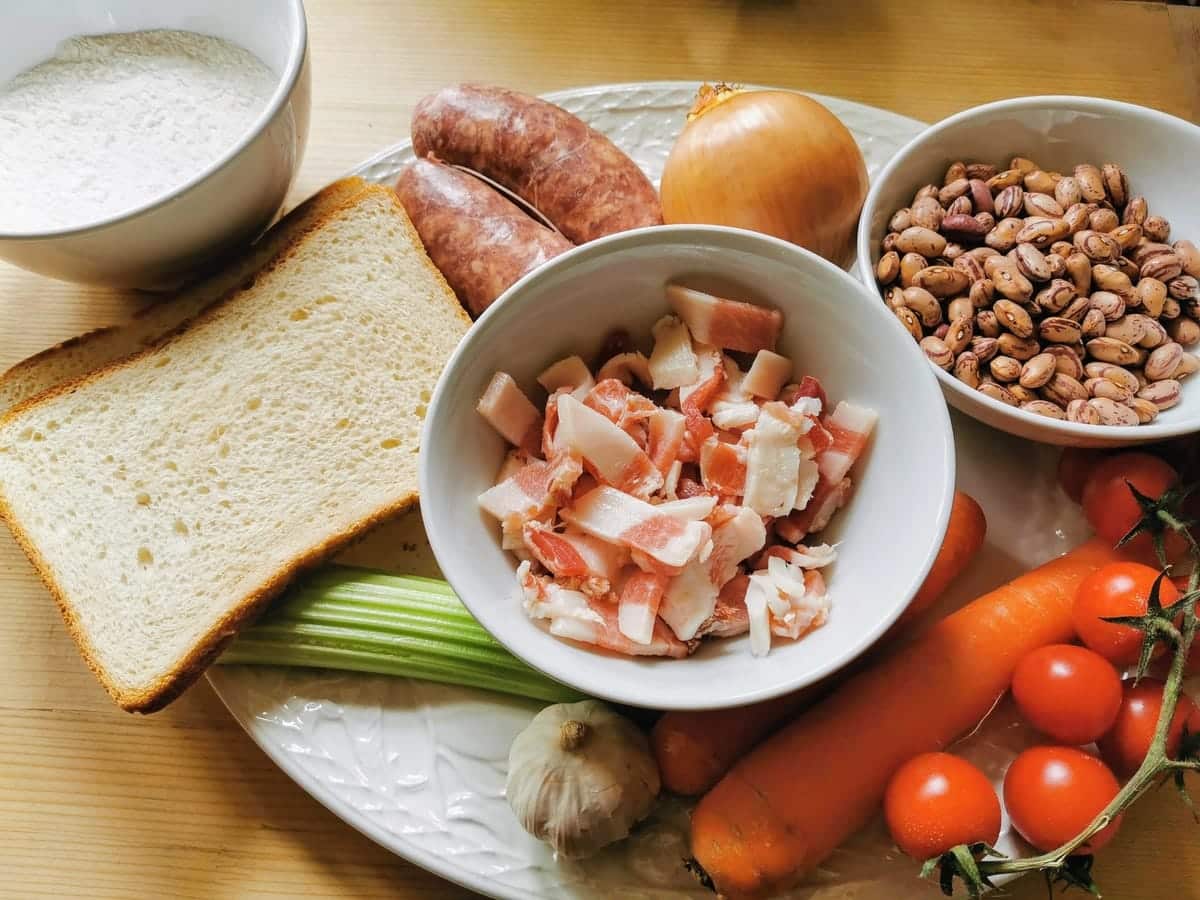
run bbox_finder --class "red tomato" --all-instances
[1188,706,1200,749]
[884,752,1001,860]
[1097,679,1200,777]
[1072,562,1180,666]
[1080,452,1184,558]
[1058,448,1107,504]
[1011,645,1123,745]
[1003,746,1122,853]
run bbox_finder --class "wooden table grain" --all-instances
[2,1,1199,897]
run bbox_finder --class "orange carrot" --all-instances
[653,685,818,798]
[690,538,1133,900]
[653,491,986,796]
[894,491,987,626]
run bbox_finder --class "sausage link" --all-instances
[412,83,662,244]
[395,157,573,317]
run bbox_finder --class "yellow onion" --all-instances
[660,84,869,267]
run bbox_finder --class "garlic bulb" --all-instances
[506,700,660,858]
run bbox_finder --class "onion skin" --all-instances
[660,88,869,267]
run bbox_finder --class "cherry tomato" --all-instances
[1072,562,1180,666]
[1003,746,1122,853]
[1057,448,1107,504]
[1097,679,1200,777]
[1011,645,1122,745]
[1080,452,1185,558]
[1187,706,1200,752]
[884,752,1001,860]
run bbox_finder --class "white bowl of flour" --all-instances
[0,0,310,288]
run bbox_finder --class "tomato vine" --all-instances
[930,472,1200,898]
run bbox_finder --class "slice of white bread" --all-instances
[0,177,370,414]
[0,185,471,712]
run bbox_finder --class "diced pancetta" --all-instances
[765,542,838,569]
[597,351,652,387]
[776,476,853,542]
[659,507,765,640]
[497,448,527,483]
[663,459,683,499]
[538,355,595,400]
[655,495,718,521]
[561,485,711,569]
[478,454,583,525]
[648,315,699,389]
[743,350,794,400]
[780,375,827,411]
[679,345,725,415]
[808,419,834,454]
[791,398,822,422]
[744,573,773,657]
[556,394,663,498]
[646,408,686,478]
[628,548,685,578]
[697,574,752,638]
[502,521,533,551]
[550,607,690,658]
[617,569,669,644]
[818,401,878,485]
[804,477,853,533]
[485,298,873,660]
[763,557,830,640]
[519,562,687,658]
[700,437,747,497]
[678,346,725,461]
[710,356,761,431]
[793,457,820,510]
[666,284,783,353]
[477,372,542,453]
[518,560,603,623]
[541,389,566,458]
[711,402,760,432]
[523,521,628,588]
[584,378,656,444]
[742,558,829,656]
[743,402,804,517]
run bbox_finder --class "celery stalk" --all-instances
[217,566,585,704]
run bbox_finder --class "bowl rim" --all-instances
[419,223,957,709]
[0,0,308,241]
[856,94,1200,444]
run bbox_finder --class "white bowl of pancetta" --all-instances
[420,224,955,710]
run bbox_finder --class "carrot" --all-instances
[690,538,1134,900]
[894,491,987,626]
[652,490,986,796]
[653,685,817,798]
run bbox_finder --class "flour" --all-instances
[0,30,276,232]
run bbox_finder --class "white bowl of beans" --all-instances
[857,96,1200,448]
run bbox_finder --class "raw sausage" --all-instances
[395,157,572,317]
[412,84,662,244]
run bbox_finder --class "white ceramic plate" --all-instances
[207,82,1085,899]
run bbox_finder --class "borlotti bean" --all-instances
[875,155,1199,426]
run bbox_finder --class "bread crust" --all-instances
[0,184,469,712]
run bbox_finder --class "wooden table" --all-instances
[3,1,1199,897]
